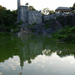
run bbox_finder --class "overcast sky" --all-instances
[0,0,75,11]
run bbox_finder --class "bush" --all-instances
[52,26,75,43]
[31,29,36,32]
[65,34,75,43]
[12,28,20,33]
[27,23,36,27]
[17,20,23,25]
[44,23,50,29]
[67,26,75,34]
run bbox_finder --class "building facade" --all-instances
[17,0,42,24]
[55,7,72,13]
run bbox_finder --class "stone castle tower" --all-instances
[17,0,42,24]
[17,0,21,21]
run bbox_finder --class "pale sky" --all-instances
[0,0,75,11]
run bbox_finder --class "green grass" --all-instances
[27,23,36,27]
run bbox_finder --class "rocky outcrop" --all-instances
[18,28,31,36]
[18,15,75,35]
[28,20,62,34]
[57,15,75,27]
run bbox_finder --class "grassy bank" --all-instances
[52,26,75,43]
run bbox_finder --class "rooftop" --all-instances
[55,7,71,10]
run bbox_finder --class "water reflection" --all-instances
[0,35,75,69]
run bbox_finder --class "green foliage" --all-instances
[28,6,36,10]
[17,20,23,25]
[52,26,75,43]
[52,34,66,40]
[0,32,11,35]
[65,34,75,43]
[44,19,54,22]
[12,28,20,33]
[42,8,55,15]
[27,23,36,27]
[71,3,75,10]
[44,23,50,29]
[70,3,75,14]
[42,8,50,15]
[49,10,55,14]
[31,29,36,32]
[0,5,17,32]
[67,26,75,34]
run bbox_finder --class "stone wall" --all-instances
[20,6,28,22]
[43,15,50,21]
[19,5,62,24]
[43,13,61,21]
[28,11,42,24]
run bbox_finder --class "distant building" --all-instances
[55,7,72,13]
[17,0,42,24]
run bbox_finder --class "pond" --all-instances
[0,34,75,75]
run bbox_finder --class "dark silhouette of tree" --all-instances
[28,6,36,10]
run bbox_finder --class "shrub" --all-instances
[12,28,20,33]
[52,26,75,43]
[65,34,75,43]
[31,29,36,32]
[67,26,75,34]
[17,20,23,25]
[27,23,36,27]
[44,23,50,29]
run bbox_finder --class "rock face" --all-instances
[18,28,31,36]
[18,15,75,35]
[28,20,63,34]
[57,15,75,27]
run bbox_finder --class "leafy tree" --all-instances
[71,3,75,10]
[70,3,75,14]
[42,8,55,15]
[49,10,55,14]
[42,8,50,15]
[0,5,17,32]
[28,6,36,10]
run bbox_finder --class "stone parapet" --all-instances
[28,11,42,24]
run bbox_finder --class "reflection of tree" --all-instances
[42,49,55,56]
[0,36,20,62]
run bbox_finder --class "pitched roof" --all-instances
[55,7,71,10]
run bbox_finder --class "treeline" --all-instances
[0,5,17,32]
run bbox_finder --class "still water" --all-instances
[0,34,75,75]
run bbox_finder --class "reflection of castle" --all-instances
[18,42,43,69]
[17,0,42,24]
[18,35,75,69]
[1,35,75,69]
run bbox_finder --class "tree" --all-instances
[28,6,36,10]
[42,8,50,15]
[49,10,55,14]
[42,8,55,15]
[72,3,75,10]
[70,3,75,14]
[0,5,18,32]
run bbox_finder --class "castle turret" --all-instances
[18,0,21,8]
[17,0,21,21]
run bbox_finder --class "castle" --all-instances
[17,0,42,24]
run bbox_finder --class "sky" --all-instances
[0,0,75,11]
